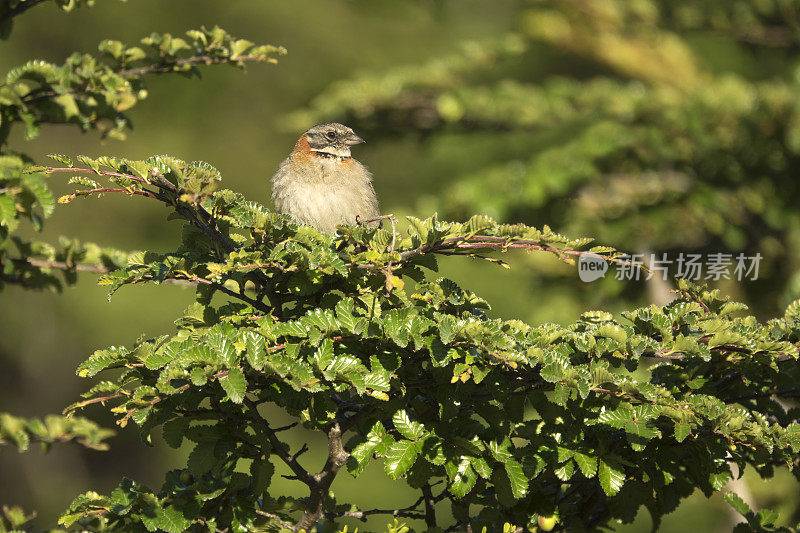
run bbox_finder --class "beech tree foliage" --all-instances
[1,3,799,533]
[23,155,797,532]
[292,0,800,317]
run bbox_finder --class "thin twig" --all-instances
[118,54,272,78]
[422,483,437,528]
[17,258,194,286]
[323,496,426,522]
[254,510,295,530]
[292,443,310,461]
[244,398,315,487]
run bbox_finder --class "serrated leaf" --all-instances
[187,441,216,474]
[723,491,752,517]
[162,418,189,448]
[450,457,478,498]
[674,422,691,443]
[574,451,598,478]
[243,331,266,370]
[156,505,191,533]
[219,367,246,403]
[384,440,418,479]
[392,410,425,440]
[599,458,625,496]
[505,459,528,499]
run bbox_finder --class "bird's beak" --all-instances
[345,132,365,146]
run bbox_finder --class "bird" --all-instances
[270,123,381,234]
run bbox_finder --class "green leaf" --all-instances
[392,410,425,440]
[155,505,191,533]
[488,439,513,463]
[383,308,412,347]
[349,421,392,477]
[674,422,691,443]
[219,367,247,403]
[313,338,334,371]
[573,451,598,478]
[723,491,752,517]
[436,313,459,344]
[598,458,625,496]
[0,195,16,228]
[208,334,237,366]
[162,418,189,448]
[450,458,478,498]
[22,174,55,217]
[384,440,418,479]
[504,459,528,499]
[472,456,492,479]
[244,331,266,370]
[187,441,216,474]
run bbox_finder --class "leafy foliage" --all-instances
[1,26,284,144]
[0,412,113,452]
[0,5,286,529]
[42,155,800,532]
[0,505,36,533]
[0,154,128,290]
[3,2,800,532]
[0,6,284,292]
[291,0,800,316]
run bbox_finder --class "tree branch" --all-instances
[294,422,350,532]
[244,399,315,487]
[323,495,427,522]
[254,510,295,530]
[422,483,437,528]
[118,54,273,78]
[15,258,193,286]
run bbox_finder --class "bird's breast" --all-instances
[271,156,379,233]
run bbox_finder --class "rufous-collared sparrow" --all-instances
[270,123,381,234]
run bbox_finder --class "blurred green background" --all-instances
[1,0,799,530]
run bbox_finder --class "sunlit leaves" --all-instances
[598,458,625,496]
[392,410,425,441]
[349,421,393,477]
[218,367,246,404]
[0,413,113,452]
[384,440,418,479]
[15,129,800,533]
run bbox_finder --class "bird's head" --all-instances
[302,123,365,159]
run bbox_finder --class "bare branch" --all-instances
[254,510,295,530]
[324,495,426,522]
[244,399,315,487]
[422,483,437,528]
[293,423,350,531]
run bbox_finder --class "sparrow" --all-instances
[270,123,381,234]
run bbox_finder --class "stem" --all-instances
[118,54,271,78]
[422,483,437,528]
[294,423,350,532]
[323,496,426,521]
[245,399,315,487]
[254,511,294,530]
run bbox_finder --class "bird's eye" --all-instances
[326,130,336,140]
